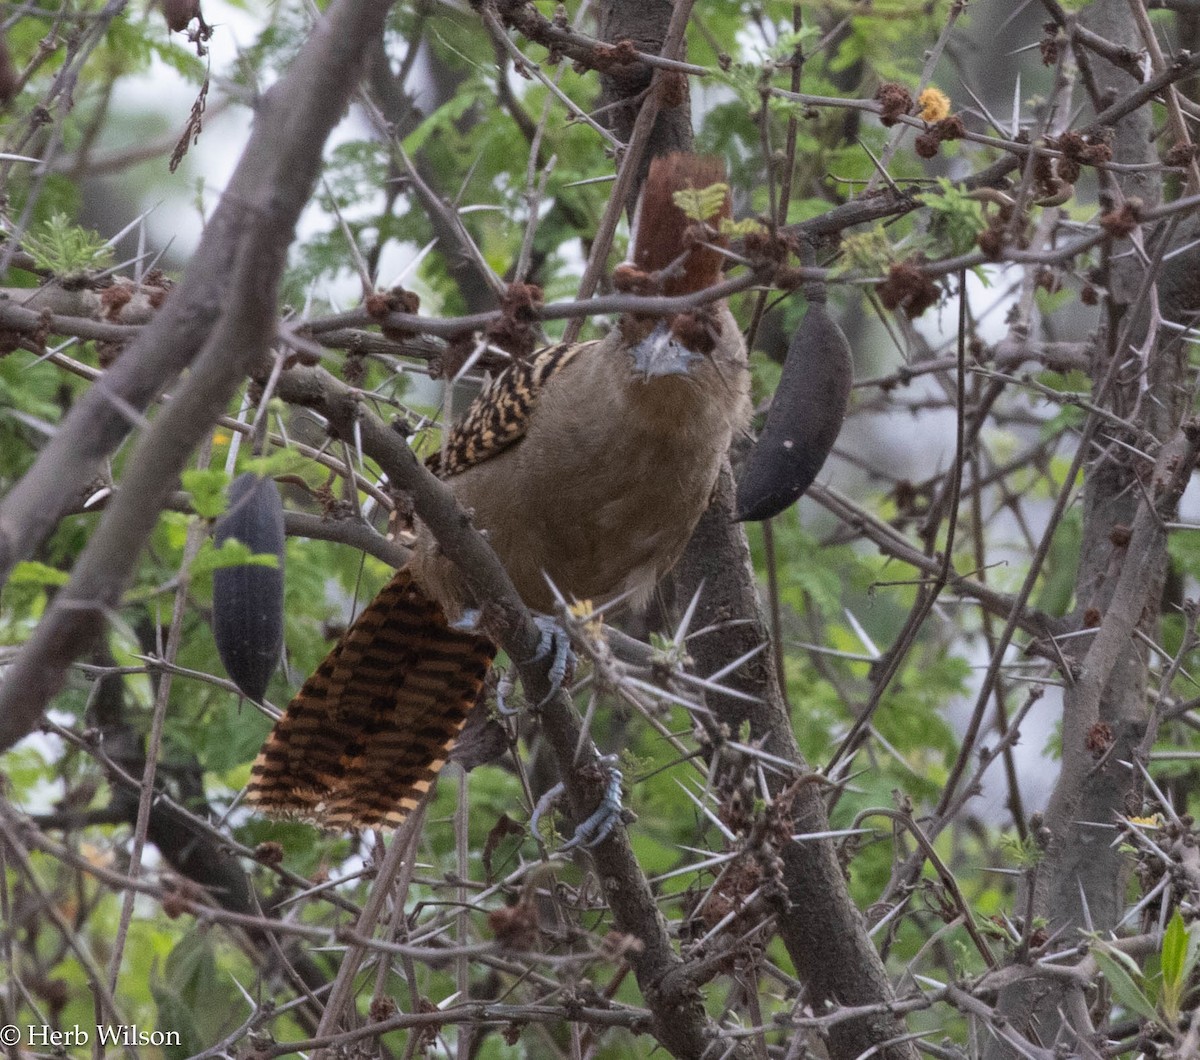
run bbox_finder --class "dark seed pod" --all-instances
[736,300,853,521]
[212,473,285,701]
[162,0,200,32]
[0,33,18,106]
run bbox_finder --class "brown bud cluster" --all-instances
[612,262,657,295]
[369,996,397,1022]
[488,899,540,949]
[486,281,544,358]
[254,840,284,865]
[974,190,1027,260]
[1050,130,1112,186]
[658,70,688,109]
[1085,721,1114,758]
[670,306,719,354]
[343,351,366,387]
[373,285,423,343]
[1099,199,1142,238]
[1039,21,1060,66]
[588,39,638,72]
[876,260,940,319]
[0,329,24,358]
[367,286,421,320]
[100,283,133,320]
[874,82,913,127]
[915,114,966,159]
[0,32,17,105]
[1164,142,1200,168]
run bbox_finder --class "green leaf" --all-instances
[672,182,729,223]
[1161,910,1188,992]
[1185,917,1200,982]
[719,216,768,239]
[24,212,115,275]
[151,931,244,1056]
[1159,910,1200,1023]
[836,225,895,274]
[182,468,230,518]
[401,88,480,157]
[1093,948,1161,1027]
[8,560,70,587]
[241,450,311,479]
[190,538,281,578]
[922,179,985,257]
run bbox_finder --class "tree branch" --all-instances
[0,0,399,747]
[271,363,752,1059]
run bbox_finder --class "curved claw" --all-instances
[528,758,625,851]
[525,614,574,709]
[559,766,624,851]
[495,667,519,716]
[529,781,565,837]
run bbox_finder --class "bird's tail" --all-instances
[246,568,496,831]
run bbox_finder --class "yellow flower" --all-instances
[918,86,951,123]
[569,598,604,637]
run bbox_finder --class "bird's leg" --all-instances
[560,760,625,850]
[523,613,574,709]
[456,612,571,714]
[530,755,625,851]
[494,666,519,716]
[529,781,565,837]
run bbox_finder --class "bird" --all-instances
[245,153,749,834]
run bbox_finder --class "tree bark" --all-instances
[0,0,399,748]
[673,466,919,1060]
[986,0,1196,1051]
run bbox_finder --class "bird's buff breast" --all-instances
[433,366,741,614]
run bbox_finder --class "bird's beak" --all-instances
[629,321,702,378]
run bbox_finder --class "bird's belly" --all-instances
[501,431,718,611]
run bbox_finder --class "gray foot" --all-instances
[530,756,624,851]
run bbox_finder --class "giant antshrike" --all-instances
[247,154,749,836]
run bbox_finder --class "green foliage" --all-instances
[1086,908,1200,1032]
[1000,830,1044,869]
[150,931,248,1054]
[719,215,768,239]
[1036,508,1081,616]
[190,537,281,584]
[922,179,985,257]
[1093,945,1163,1026]
[180,468,229,519]
[673,182,731,223]
[3,561,65,628]
[24,212,114,275]
[101,6,207,82]
[1158,910,1198,1024]
[838,225,897,274]
[8,560,70,588]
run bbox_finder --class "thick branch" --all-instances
[0,0,398,748]
[0,0,397,590]
[672,467,919,1060]
[271,364,750,1060]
